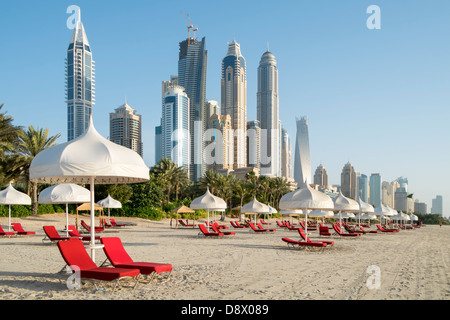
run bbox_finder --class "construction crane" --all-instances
[180,11,193,44]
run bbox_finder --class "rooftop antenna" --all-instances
[180,11,193,44]
[267,41,270,52]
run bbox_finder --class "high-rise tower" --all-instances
[257,50,280,176]
[294,117,311,185]
[109,102,143,157]
[341,162,357,199]
[178,36,207,181]
[221,40,247,169]
[66,12,95,141]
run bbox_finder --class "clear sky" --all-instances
[1,0,449,217]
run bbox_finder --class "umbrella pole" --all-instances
[90,176,96,261]
[8,204,11,232]
[66,203,69,237]
[305,209,308,236]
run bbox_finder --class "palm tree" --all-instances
[14,126,61,215]
[0,104,22,184]
[151,158,190,204]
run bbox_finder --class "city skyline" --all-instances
[1,1,449,217]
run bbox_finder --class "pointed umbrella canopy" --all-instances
[29,116,149,260]
[190,187,227,229]
[374,204,392,225]
[38,183,90,236]
[356,197,374,226]
[97,194,122,224]
[0,182,32,231]
[241,197,270,224]
[333,191,360,228]
[279,180,334,236]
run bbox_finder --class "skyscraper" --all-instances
[257,50,280,176]
[431,195,443,215]
[358,174,369,202]
[247,120,261,171]
[370,173,382,207]
[281,128,292,179]
[109,102,143,157]
[161,85,190,172]
[221,40,247,170]
[294,117,311,185]
[314,164,328,188]
[341,162,357,199]
[66,13,95,141]
[178,36,207,181]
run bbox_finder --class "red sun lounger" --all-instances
[377,225,398,233]
[256,223,276,232]
[100,237,172,282]
[198,224,224,237]
[298,228,334,246]
[42,226,73,243]
[282,237,327,248]
[212,224,236,236]
[110,219,126,227]
[0,225,15,237]
[81,220,104,233]
[67,225,101,242]
[57,238,140,291]
[332,224,361,237]
[248,222,268,233]
[178,220,194,227]
[11,223,35,235]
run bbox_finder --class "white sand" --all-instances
[0,213,449,300]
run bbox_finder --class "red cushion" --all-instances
[81,267,140,281]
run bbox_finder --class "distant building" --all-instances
[66,12,95,141]
[294,117,311,185]
[221,40,247,170]
[110,102,143,157]
[369,173,382,207]
[247,120,261,171]
[314,164,328,188]
[341,162,357,199]
[161,85,190,172]
[155,123,162,164]
[178,36,207,181]
[358,174,369,202]
[414,200,427,215]
[206,113,232,171]
[431,195,443,215]
[257,50,280,177]
[281,128,292,179]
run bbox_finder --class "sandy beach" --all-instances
[0,213,448,301]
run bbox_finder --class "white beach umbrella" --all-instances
[333,191,360,228]
[374,204,391,224]
[241,197,270,224]
[97,194,122,223]
[0,182,32,231]
[356,197,374,226]
[29,115,149,260]
[279,180,334,236]
[38,183,90,236]
[190,187,227,229]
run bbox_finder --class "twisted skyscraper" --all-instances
[294,117,311,185]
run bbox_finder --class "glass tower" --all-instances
[257,50,280,176]
[221,40,247,169]
[178,37,207,181]
[66,16,95,141]
[161,85,190,173]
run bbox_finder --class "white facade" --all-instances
[161,85,190,173]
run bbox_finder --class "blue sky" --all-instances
[0,0,449,217]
